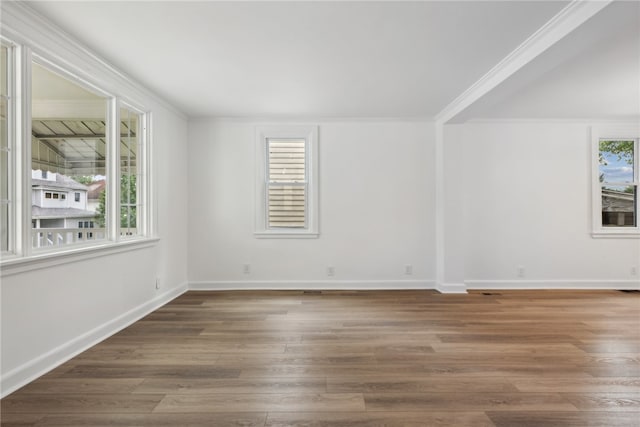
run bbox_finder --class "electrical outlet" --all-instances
[517,266,525,278]
[405,265,413,275]
[632,267,638,277]
[327,266,335,277]
[243,264,251,274]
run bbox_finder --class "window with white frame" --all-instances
[120,106,143,238]
[255,125,318,238]
[592,126,639,237]
[1,42,12,253]
[0,35,153,265]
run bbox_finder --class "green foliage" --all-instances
[71,175,98,185]
[599,140,634,165]
[95,175,137,229]
[95,189,106,227]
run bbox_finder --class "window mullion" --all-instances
[16,45,31,256]
[107,99,119,242]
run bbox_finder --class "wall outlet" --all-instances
[517,266,525,278]
[405,265,413,275]
[243,264,251,274]
[155,278,161,290]
[631,267,638,277]
[327,266,335,277]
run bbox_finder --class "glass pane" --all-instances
[1,44,7,97]
[120,107,140,238]
[120,205,137,237]
[599,140,635,183]
[31,62,108,249]
[1,202,7,252]
[602,185,636,227]
[0,99,7,151]
[268,139,306,183]
[1,150,7,201]
[268,184,306,228]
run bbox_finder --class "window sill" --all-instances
[0,237,160,277]
[592,230,640,239]
[254,231,319,239]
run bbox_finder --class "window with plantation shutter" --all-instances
[268,139,307,228]
[255,126,318,238]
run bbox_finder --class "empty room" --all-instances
[1,0,639,426]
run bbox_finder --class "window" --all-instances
[255,125,318,238]
[592,126,639,237]
[31,61,109,249]
[0,33,153,265]
[1,42,12,253]
[120,107,142,238]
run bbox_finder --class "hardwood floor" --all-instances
[2,290,639,426]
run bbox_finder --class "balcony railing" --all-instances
[31,227,136,248]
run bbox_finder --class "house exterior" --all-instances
[602,188,636,227]
[31,170,100,246]
[86,179,106,213]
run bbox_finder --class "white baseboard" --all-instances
[466,279,640,290]
[0,283,188,399]
[436,283,468,294]
[189,280,436,291]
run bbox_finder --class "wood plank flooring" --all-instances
[2,289,639,426]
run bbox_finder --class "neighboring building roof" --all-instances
[32,206,97,219]
[87,180,106,200]
[602,188,634,212]
[32,174,88,191]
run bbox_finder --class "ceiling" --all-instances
[457,0,640,121]
[26,0,572,119]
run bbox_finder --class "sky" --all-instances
[600,144,635,186]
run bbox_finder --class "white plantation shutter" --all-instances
[267,139,306,228]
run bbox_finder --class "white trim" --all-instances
[189,280,435,291]
[198,117,435,124]
[466,118,640,125]
[436,283,468,294]
[0,237,159,277]
[436,0,611,124]
[0,282,188,399]
[254,125,319,238]
[434,122,445,289]
[466,280,640,290]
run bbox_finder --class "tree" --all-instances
[95,175,137,228]
[95,189,106,227]
[70,175,96,185]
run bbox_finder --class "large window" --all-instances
[0,38,152,264]
[255,126,318,238]
[0,42,11,253]
[592,127,639,237]
[31,62,109,248]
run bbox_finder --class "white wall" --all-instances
[1,102,189,396]
[0,3,190,396]
[188,120,436,288]
[445,121,640,288]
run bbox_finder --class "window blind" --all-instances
[267,139,306,228]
